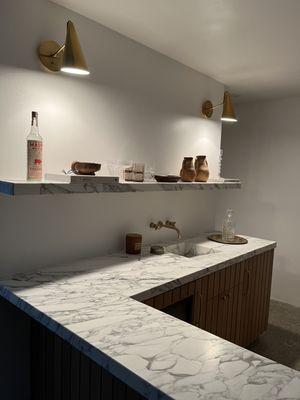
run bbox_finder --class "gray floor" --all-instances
[249,299,300,371]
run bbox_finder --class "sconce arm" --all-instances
[207,100,224,111]
[39,43,65,58]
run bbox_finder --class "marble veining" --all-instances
[0,179,241,196]
[1,235,300,399]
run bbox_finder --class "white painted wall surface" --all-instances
[217,97,300,307]
[0,0,224,276]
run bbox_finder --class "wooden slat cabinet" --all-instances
[31,321,146,400]
[144,249,274,348]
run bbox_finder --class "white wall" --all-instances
[0,0,224,276]
[217,97,300,307]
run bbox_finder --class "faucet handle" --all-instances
[165,220,176,227]
[150,221,163,230]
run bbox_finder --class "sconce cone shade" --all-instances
[221,91,237,122]
[61,21,90,75]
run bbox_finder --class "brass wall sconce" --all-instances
[38,21,90,76]
[202,91,237,122]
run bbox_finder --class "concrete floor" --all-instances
[249,299,300,371]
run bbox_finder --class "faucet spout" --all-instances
[150,219,182,239]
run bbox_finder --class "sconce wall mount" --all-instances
[38,40,65,73]
[38,21,89,76]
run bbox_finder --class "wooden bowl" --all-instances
[71,161,101,176]
[154,175,180,183]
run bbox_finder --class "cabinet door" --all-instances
[144,250,274,348]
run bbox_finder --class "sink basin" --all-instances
[166,241,221,258]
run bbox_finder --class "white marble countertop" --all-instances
[1,235,300,400]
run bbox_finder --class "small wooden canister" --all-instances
[126,233,142,255]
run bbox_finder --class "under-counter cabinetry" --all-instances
[30,321,146,400]
[144,249,274,347]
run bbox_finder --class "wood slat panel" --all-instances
[31,321,41,400]
[229,284,239,342]
[210,294,219,335]
[199,275,209,328]
[193,290,201,327]
[188,280,196,296]
[61,340,71,400]
[249,254,258,344]
[45,328,55,400]
[229,264,236,288]
[264,250,274,330]
[172,286,181,303]
[213,270,220,297]
[79,353,90,400]
[240,258,250,346]
[163,290,173,307]
[153,293,164,310]
[219,268,226,295]
[53,334,62,400]
[205,298,213,332]
[225,288,235,341]
[256,252,265,336]
[235,283,243,345]
[234,263,241,286]
[101,368,113,399]
[31,321,146,400]
[180,283,189,299]
[259,251,269,334]
[90,360,101,400]
[113,377,127,399]
[216,294,226,338]
[207,273,215,299]
[225,265,232,291]
[245,256,255,345]
[144,297,154,307]
[70,347,80,400]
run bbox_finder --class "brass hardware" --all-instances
[202,100,214,119]
[38,21,89,75]
[149,220,182,239]
[202,91,237,122]
[38,41,64,72]
[221,91,237,122]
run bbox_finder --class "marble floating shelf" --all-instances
[0,177,241,196]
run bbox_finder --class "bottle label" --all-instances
[27,140,43,180]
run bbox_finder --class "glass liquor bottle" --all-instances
[27,111,43,181]
[222,209,236,242]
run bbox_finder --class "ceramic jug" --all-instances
[180,157,196,182]
[195,155,209,182]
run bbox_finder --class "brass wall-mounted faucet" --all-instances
[150,220,182,239]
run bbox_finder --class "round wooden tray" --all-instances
[207,234,248,245]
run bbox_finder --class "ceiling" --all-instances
[53,0,300,102]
